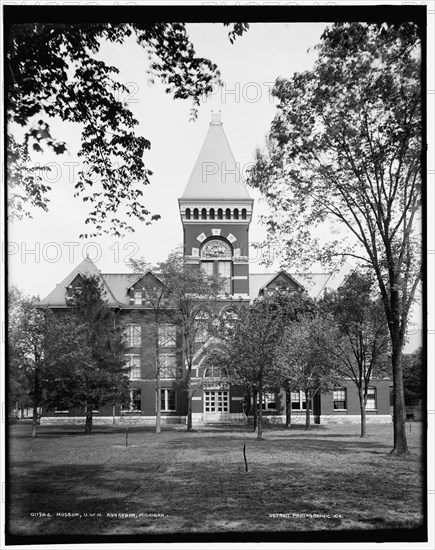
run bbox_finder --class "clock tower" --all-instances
[178,113,253,297]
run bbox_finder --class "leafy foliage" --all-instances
[156,247,222,430]
[43,275,130,432]
[275,311,338,429]
[321,272,390,382]
[210,292,311,437]
[402,347,423,406]
[6,22,248,235]
[319,271,390,435]
[248,22,421,452]
[7,286,92,434]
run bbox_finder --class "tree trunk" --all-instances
[155,320,162,434]
[155,367,161,435]
[391,339,408,454]
[186,369,193,431]
[112,404,116,425]
[31,365,40,438]
[31,400,38,438]
[85,404,93,434]
[285,388,291,428]
[305,390,311,430]
[257,379,264,441]
[252,390,258,432]
[359,387,367,438]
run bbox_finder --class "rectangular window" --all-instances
[262,393,277,410]
[127,355,141,379]
[201,262,214,277]
[134,290,142,305]
[160,354,176,378]
[124,324,141,347]
[218,261,231,294]
[161,389,176,412]
[366,387,377,410]
[158,324,177,347]
[291,391,308,410]
[132,389,141,411]
[333,388,347,410]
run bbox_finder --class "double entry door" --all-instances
[204,390,229,422]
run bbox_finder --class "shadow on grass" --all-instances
[7,451,424,538]
[8,424,171,439]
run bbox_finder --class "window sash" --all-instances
[218,261,231,294]
[333,388,347,410]
[160,354,177,378]
[262,393,276,410]
[161,389,176,411]
[134,290,142,305]
[132,389,141,411]
[291,391,309,410]
[201,262,214,277]
[128,355,141,379]
[366,388,376,410]
[158,324,176,346]
[125,325,141,347]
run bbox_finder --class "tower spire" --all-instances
[211,110,222,125]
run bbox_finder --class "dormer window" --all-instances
[66,274,84,298]
[134,290,142,305]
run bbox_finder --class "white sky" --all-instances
[5,19,429,353]
[7,22,330,298]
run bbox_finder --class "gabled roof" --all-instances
[180,114,252,201]
[40,261,353,307]
[40,257,122,307]
[249,272,331,300]
[259,270,305,293]
[125,271,164,291]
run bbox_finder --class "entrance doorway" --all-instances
[204,390,229,422]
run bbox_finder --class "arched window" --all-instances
[233,208,239,220]
[204,366,228,379]
[217,208,223,220]
[241,208,247,220]
[193,208,199,220]
[200,239,232,294]
[225,208,231,220]
[185,208,191,220]
[201,208,207,220]
[209,208,215,220]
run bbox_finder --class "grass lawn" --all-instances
[6,420,425,542]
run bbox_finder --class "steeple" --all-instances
[180,112,252,201]
[178,113,253,298]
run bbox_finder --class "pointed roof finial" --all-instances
[211,110,222,125]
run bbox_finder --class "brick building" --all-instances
[40,114,391,425]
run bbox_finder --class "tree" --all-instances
[157,248,221,431]
[248,22,422,453]
[126,264,170,435]
[320,272,390,437]
[402,347,423,408]
[8,287,90,436]
[43,275,130,434]
[6,21,248,236]
[211,294,290,440]
[275,312,338,430]
[8,287,40,431]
